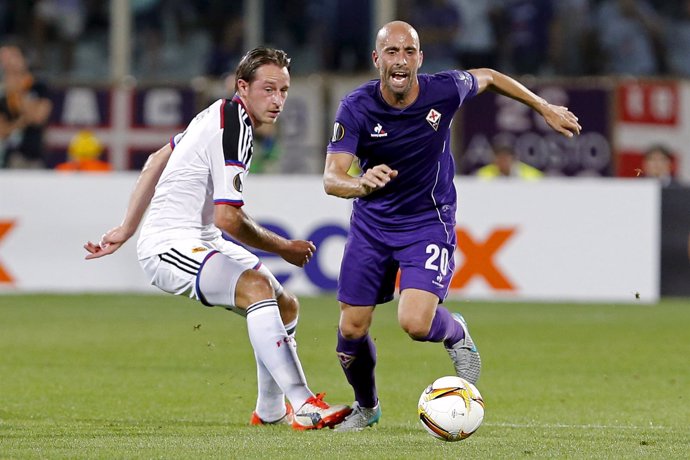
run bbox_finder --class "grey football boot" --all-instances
[334,401,381,432]
[445,313,481,384]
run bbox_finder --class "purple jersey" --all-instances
[327,70,478,229]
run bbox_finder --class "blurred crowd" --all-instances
[0,0,689,81]
[1,0,690,177]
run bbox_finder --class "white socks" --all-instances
[253,316,299,421]
[246,300,311,415]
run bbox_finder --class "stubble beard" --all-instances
[382,73,412,105]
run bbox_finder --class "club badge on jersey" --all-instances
[426,109,441,131]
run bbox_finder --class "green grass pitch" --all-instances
[1,294,689,459]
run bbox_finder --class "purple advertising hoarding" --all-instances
[457,85,612,177]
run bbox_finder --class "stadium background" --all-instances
[1,0,688,299]
[1,3,690,458]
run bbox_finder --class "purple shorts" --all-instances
[337,217,456,306]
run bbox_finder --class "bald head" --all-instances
[375,21,420,53]
[372,21,423,108]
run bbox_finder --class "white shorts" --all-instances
[139,237,283,314]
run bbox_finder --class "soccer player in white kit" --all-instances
[84,47,351,430]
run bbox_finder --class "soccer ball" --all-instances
[418,376,484,442]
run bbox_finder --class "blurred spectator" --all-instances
[494,0,555,75]
[641,144,681,187]
[550,0,592,76]
[55,130,111,172]
[132,0,164,78]
[250,124,280,174]
[591,0,664,76]
[450,0,501,69]
[0,45,52,169]
[320,0,371,72]
[664,0,690,77]
[475,144,543,180]
[205,15,244,78]
[0,0,12,39]
[264,0,314,55]
[402,0,461,73]
[32,0,86,73]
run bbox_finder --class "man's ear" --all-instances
[236,78,248,96]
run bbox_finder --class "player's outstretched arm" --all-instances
[84,143,173,260]
[214,204,315,267]
[324,152,398,198]
[468,68,582,138]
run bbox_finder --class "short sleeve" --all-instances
[453,70,478,104]
[326,102,359,156]
[209,129,246,207]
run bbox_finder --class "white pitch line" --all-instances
[484,422,671,430]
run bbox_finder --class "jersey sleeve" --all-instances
[326,101,359,156]
[170,131,185,149]
[211,99,251,207]
[453,70,478,105]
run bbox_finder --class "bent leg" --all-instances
[197,254,312,409]
[398,288,464,345]
[253,290,300,422]
[398,289,480,383]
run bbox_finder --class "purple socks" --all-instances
[336,330,378,408]
[419,305,465,347]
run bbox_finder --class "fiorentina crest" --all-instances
[426,108,441,131]
[337,352,356,369]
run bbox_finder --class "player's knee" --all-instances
[339,319,369,339]
[400,317,431,340]
[235,269,275,308]
[338,304,373,339]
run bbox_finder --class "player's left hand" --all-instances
[280,239,317,267]
[541,104,582,138]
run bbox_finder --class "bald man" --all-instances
[324,21,582,431]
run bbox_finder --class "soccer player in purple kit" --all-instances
[324,21,582,431]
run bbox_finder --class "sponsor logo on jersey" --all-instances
[370,123,388,138]
[432,273,445,288]
[191,247,207,253]
[426,109,441,131]
[331,122,345,142]
[233,173,243,193]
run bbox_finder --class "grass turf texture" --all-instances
[1,294,689,459]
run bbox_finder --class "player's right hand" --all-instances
[83,226,131,260]
[360,164,398,195]
[280,239,316,267]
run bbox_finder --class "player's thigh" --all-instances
[396,237,455,303]
[140,243,212,299]
[338,220,398,306]
[213,237,284,297]
[198,251,281,313]
[398,288,439,337]
[140,241,260,314]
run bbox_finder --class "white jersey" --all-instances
[137,97,254,260]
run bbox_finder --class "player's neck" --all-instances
[380,84,419,109]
